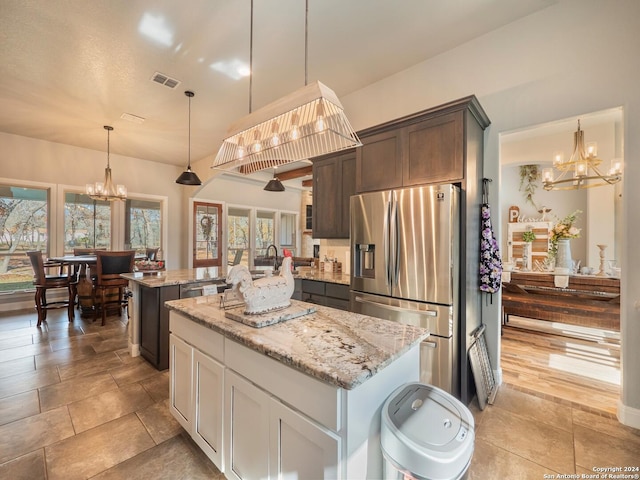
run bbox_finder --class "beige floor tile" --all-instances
[574,424,640,471]
[32,324,86,343]
[0,318,32,332]
[0,365,59,399]
[45,413,155,480]
[34,344,97,369]
[0,334,33,351]
[68,383,154,433]
[39,371,118,411]
[0,449,47,480]
[114,348,145,365]
[109,360,160,387]
[92,335,129,354]
[48,332,102,351]
[0,342,51,363]
[0,406,74,464]
[493,384,574,432]
[0,356,35,380]
[136,397,183,444]
[57,351,123,381]
[0,389,40,426]
[139,371,170,402]
[572,409,640,444]
[476,406,575,473]
[91,433,223,479]
[468,438,557,479]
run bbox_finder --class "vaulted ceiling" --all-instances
[0,0,557,173]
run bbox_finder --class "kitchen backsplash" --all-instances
[319,238,350,275]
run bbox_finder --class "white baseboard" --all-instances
[493,367,503,385]
[617,400,640,429]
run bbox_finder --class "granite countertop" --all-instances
[121,267,226,288]
[165,295,428,390]
[123,266,351,288]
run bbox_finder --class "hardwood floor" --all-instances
[501,316,620,416]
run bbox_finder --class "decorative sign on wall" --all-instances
[508,205,520,223]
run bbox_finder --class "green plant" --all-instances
[519,164,540,208]
[522,230,536,242]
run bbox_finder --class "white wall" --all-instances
[340,0,640,427]
[0,131,188,270]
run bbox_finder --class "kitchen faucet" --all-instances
[266,244,279,270]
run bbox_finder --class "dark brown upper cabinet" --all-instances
[312,149,356,239]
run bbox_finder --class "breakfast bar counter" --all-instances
[165,295,428,479]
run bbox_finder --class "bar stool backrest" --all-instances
[95,251,135,286]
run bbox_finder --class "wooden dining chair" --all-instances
[92,250,135,325]
[26,251,77,327]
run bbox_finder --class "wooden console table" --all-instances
[502,272,620,331]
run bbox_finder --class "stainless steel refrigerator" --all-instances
[350,184,460,395]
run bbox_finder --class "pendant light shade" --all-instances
[86,125,127,201]
[264,171,285,192]
[212,0,361,175]
[176,90,202,186]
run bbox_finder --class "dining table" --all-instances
[49,253,147,316]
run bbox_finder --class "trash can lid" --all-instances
[381,383,474,479]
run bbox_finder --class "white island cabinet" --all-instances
[166,296,427,480]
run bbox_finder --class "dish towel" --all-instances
[479,180,503,294]
[554,275,569,288]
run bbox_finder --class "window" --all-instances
[125,198,162,254]
[63,193,111,253]
[280,212,297,256]
[228,207,250,266]
[255,210,275,258]
[0,184,49,292]
[193,202,223,267]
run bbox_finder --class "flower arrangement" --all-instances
[549,210,581,258]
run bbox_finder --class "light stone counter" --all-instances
[121,267,226,288]
[165,294,428,390]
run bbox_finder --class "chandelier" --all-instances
[542,120,622,191]
[212,0,361,175]
[86,126,127,201]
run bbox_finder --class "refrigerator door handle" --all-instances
[384,198,391,286]
[423,340,438,348]
[353,295,438,316]
[392,192,400,286]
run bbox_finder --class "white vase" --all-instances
[521,242,531,271]
[555,238,572,274]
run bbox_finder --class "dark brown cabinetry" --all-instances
[300,279,350,311]
[356,103,471,193]
[312,149,356,238]
[140,284,179,371]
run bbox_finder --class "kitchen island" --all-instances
[165,295,428,479]
[122,267,227,369]
[123,266,352,369]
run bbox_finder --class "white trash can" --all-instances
[381,383,475,480]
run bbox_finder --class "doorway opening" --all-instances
[499,107,623,416]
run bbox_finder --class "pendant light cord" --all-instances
[188,93,191,168]
[249,0,254,114]
[106,128,110,168]
[305,0,308,86]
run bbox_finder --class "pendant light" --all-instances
[86,125,127,201]
[176,90,202,185]
[264,168,285,192]
[212,0,361,175]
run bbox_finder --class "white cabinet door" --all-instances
[193,349,224,470]
[169,333,193,431]
[225,370,270,480]
[269,398,342,480]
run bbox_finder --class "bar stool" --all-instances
[92,250,135,325]
[26,251,77,326]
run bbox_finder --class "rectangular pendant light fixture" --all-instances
[212,81,361,175]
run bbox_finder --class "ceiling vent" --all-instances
[151,72,181,89]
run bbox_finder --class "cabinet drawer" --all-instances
[325,297,349,311]
[325,283,349,300]
[225,339,341,432]
[301,279,325,295]
[170,312,224,362]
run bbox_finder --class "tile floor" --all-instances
[0,308,638,479]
